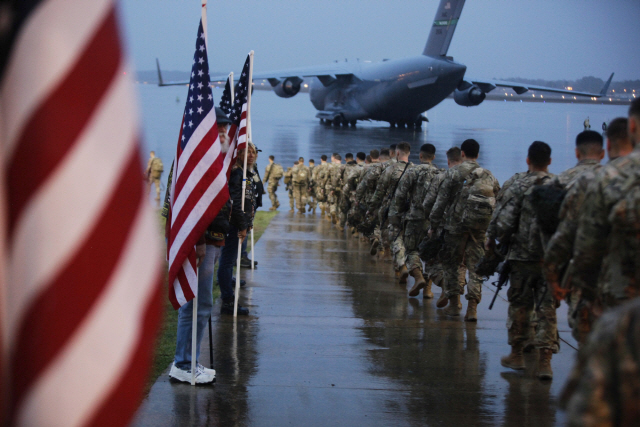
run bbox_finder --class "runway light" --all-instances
[567,86,573,90]
[562,95,565,99]
[540,95,543,98]
[304,84,308,88]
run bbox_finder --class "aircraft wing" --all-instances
[468,73,614,98]
[210,63,357,87]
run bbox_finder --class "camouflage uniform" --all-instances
[488,171,558,349]
[307,164,316,212]
[283,167,295,210]
[573,147,640,311]
[292,163,310,212]
[326,163,344,220]
[263,162,284,209]
[543,163,601,344]
[356,161,386,238]
[560,298,640,427]
[390,162,439,273]
[370,160,412,269]
[313,162,330,214]
[346,163,368,227]
[339,161,361,228]
[430,160,500,302]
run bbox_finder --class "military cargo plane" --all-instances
[157,0,613,128]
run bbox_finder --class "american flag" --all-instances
[166,20,229,309]
[0,1,162,426]
[219,76,233,115]
[223,54,252,176]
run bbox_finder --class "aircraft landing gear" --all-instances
[350,120,357,127]
[398,121,406,128]
[389,121,396,128]
[333,116,342,126]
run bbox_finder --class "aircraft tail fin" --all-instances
[422,0,466,57]
[156,58,165,86]
[599,72,614,97]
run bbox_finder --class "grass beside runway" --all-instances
[146,209,278,393]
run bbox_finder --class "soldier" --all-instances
[544,128,625,344]
[423,147,464,305]
[389,144,439,298]
[572,98,640,316]
[340,152,365,231]
[486,141,557,380]
[356,149,388,252]
[548,130,604,190]
[263,155,284,210]
[326,153,343,224]
[313,155,330,217]
[370,142,413,280]
[430,139,500,322]
[292,157,311,214]
[145,151,164,207]
[284,160,297,212]
[559,298,640,427]
[307,159,317,214]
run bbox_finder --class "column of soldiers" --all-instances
[261,98,640,423]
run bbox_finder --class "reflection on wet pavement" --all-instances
[132,212,576,426]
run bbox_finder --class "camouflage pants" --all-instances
[329,191,341,216]
[427,262,466,291]
[288,188,295,209]
[293,184,307,211]
[307,192,316,210]
[507,261,558,349]
[389,223,406,271]
[339,194,351,227]
[404,219,427,272]
[567,288,596,345]
[267,184,279,208]
[442,230,484,301]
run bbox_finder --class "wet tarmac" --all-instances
[132,212,577,427]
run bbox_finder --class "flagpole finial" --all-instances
[202,0,207,6]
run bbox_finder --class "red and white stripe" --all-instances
[166,99,228,310]
[223,103,248,177]
[0,1,162,426]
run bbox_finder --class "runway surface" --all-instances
[132,211,577,427]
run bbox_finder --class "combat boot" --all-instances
[537,348,553,380]
[320,206,325,216]
[500,343,525,370]
[408,268,427,297]
[443,294,461,316]
[422,280,434,299]
[398,265,409,284]
[465,299,478,322]
[312,207,316,214]
[436,291,448,308]
[331,212,337,224]
[299,207,306,214]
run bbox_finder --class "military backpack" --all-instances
[458,167,497,231]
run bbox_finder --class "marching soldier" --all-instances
[292,157,310,214]
[340,152,365,231]
[486,141,557,380]
[326,153,344,224]
[389,144,439,298]
[430,139,500,322]
[264,155,284,210]
[313,155,331,217]
[356,149,389,252]
[369,142,413,281]
[146,151,164,207]
[307,159,317,214]
[284,160,297,212]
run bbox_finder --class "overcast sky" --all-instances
[118,0,639,81]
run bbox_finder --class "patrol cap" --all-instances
[215,107,233,125]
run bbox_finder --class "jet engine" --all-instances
[273,77,303,98]
[453,83,486,107]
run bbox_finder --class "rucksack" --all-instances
[271,164,284,180]
[459,167,497,231]
[529,182,565,236]
[296,166,309,182]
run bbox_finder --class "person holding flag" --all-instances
[166,7,229,384]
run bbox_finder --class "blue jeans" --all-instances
[218,224,241,303]
[174,245,221,370]
[241,236,248,259]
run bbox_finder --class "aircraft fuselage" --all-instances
[309,55,466,124]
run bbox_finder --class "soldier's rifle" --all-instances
[489,259,511,310]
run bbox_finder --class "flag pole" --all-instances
[229,72,235,104]
[249,117,255,271]
[234,50,254,317]
[190,0,208,386]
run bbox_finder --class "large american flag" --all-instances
[222,54,252,177]
[166,20,229,309]
[0,1,162,426]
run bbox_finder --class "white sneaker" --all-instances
[197,363,216,378]
[169,363,215,384]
